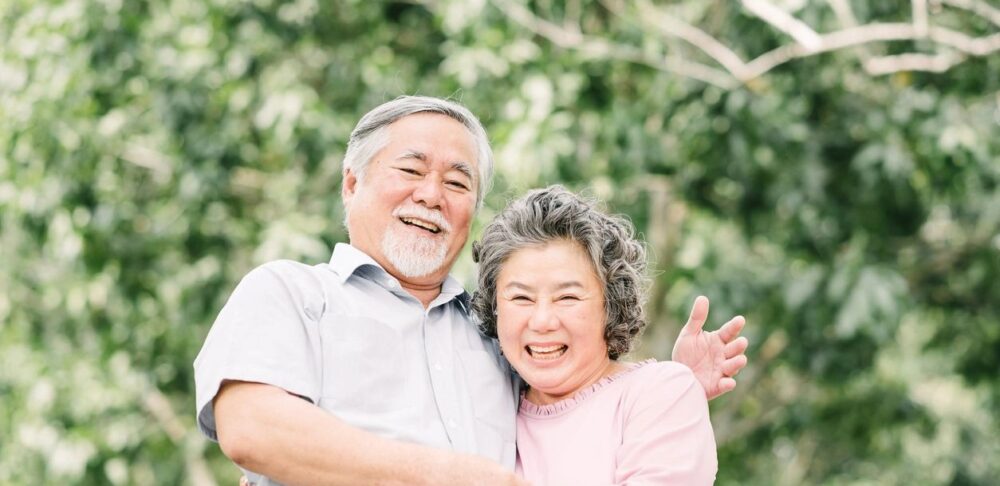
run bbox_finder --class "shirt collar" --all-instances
[328,243,383,283]
[327,243,471,314]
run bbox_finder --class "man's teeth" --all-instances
[400,217,441,233]
[527,345,568,358]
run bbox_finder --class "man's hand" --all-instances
[671,296,749,400]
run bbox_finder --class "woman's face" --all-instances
[495,239,619,405]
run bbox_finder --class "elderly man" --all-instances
[194,96,749,485]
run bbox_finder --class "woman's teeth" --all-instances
[526,345,568,359]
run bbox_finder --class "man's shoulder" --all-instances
[241,259,331,286]
[252,258,327,273]
[233,260,334,311]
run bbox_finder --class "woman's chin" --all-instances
[521,371,578,404]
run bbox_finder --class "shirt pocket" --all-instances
[458,349,517,465]
[320,315,406,413]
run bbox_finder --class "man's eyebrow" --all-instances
[395,150,474,182]
[396,150,427,161]
[451,162,474,181]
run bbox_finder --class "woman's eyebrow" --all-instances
[502,281,585,291]
[553,281,585,291]
[503,281,533,291]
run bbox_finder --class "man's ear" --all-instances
[342,168,358,204]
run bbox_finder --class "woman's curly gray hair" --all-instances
[471,185,650,360]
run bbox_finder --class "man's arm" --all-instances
[671,296,750,400]
[215,381,526,486]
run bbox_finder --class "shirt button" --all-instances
[433,362,443,371]
[447,419,458,429]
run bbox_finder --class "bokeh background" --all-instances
[2,0,999,484]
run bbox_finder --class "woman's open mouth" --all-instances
[526,344,568,360]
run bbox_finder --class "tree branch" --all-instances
[939,0,1000,28]
[744,23,1000,80]
[828,0,888,64]
[930,28,1000,56]
[713,330,791,445]
[624,0,752,80]
[864,52,964,75]
[826,0,860,27]
[489,0,1000,88]
[143,383,217,486]
[489,0,737,88]
[741,0,823,50]
[913,0,930,37]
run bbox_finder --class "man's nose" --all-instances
[412,174,443,208]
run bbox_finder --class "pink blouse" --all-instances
[515,360,717,485]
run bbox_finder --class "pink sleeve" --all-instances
[614,363,718,485]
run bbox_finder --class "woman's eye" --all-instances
[558,295,581,302]
[511,295,532,302]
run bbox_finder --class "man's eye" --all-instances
[398,168,420,176]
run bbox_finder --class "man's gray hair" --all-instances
[344,96,494,208]
[471,185,650,360]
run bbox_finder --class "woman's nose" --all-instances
[527,303,559,332]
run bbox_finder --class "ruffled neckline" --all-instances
[518,359,657,417]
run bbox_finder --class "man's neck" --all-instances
[343,242,450,308]
[400,281,443,308]
[380,257,449,308]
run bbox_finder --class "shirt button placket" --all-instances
[424,307,463,450]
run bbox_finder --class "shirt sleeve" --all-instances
[193,260,326,441]
[614,362,718,485]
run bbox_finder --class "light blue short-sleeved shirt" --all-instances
[194,243,518,484]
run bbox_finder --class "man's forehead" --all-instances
[384,116,478,162]
[389,113,475,142]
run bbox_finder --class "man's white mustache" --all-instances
[392,205,451,233]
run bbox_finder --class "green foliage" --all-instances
[2,0,998,484]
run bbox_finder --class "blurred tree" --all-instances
[1,0,997,484]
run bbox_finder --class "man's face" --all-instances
[342,113,479,285]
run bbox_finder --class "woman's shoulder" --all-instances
[630,359,697,383]
[621,360,705,407]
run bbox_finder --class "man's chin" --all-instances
[390,261,447,279]
[382,246,448,279]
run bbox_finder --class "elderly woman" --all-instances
[472,185,718,485]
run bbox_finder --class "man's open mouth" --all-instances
[526,344,568,360]
[400,217,442,234]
